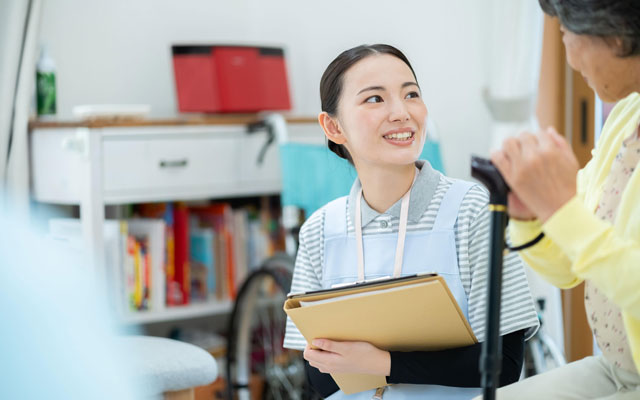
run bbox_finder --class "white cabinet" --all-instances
[29,117,318,323]
[32,124,283,204]
[102,133,240,198]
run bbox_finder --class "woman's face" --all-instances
[334,54,427,170]
[562,26,640,102]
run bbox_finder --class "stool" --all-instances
[120,336,218,400]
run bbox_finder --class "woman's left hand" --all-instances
[303,339,391,376]
[491,127,580,223]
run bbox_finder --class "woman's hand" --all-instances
[303,339,391,376]
[505,192,537,221]
[491,127,580,223]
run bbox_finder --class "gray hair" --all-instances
[539,0,640,57]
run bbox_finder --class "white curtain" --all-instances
[485,0,565,353]
[485,0,543,150]
[0,0,43,218]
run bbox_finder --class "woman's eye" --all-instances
[405,91,420,99]
[365,95,383,103]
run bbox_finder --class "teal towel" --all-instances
[280,143,357,218]
[279,140,445,218]
[421,140,445,174]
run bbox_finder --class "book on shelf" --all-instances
[136,203,178,307]
[127,219,165,312]
[173,203,191,305]
[190,203,237,299]
[190,227,216,302]
[232,208,249,290]
[188,202,282,300]
[47,199,284,321]
[136,202,190,307]
[48,218,165,315]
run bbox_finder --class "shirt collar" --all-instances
[348,160,442,228]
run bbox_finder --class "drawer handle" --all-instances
[159,159,188,168]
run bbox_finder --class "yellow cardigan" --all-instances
[510,92,640,372]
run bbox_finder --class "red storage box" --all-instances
[172,45,292,113]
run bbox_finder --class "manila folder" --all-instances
[283,275,477,394]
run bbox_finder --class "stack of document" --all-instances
[284,274,477,394]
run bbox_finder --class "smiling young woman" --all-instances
[283,44,540,400]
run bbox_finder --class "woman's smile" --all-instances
[382,128,415,145]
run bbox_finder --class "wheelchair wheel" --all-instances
[225,253,309,400]
[523,330,566,377]
[523,298,566,377]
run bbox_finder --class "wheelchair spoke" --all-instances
[226,257,310,400]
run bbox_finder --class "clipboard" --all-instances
[283,273,477,394]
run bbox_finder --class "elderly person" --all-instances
[486,0,640,398]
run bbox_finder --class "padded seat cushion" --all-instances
[120,336,218,395]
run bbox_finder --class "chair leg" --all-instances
[164,388,194,400]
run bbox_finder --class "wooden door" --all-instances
[537,15,594,363]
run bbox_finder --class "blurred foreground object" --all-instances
[0,212,139,399]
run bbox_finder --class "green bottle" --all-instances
[36,45,56,116]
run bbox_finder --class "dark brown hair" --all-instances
[319,44,419,164]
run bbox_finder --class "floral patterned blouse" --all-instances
[585,127,640,372]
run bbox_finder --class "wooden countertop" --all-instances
[29,114,318,129]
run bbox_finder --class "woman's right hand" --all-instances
[491,127,579,223]
[506,192,537,221]
[303,339,391,376]
[490,148,537,221]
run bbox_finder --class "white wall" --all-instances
[38,0,493,179]
[38,0,570,355]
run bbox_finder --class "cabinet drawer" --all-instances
[103,135,239,196]
[31,125,287,204]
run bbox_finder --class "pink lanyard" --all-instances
[354,169,416,281]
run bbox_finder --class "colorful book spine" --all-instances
[173,202,191,305]
[163,204,178,306]
[190,228,215,301]
[133,239,142,309]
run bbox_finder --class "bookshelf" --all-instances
[29,114,319,324]
[120,300,234,325]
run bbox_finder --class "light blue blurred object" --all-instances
[0,212,219,399]
[279,140,444,218]
[0,214,140,400]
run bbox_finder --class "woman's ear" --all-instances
[318,112,347,145]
